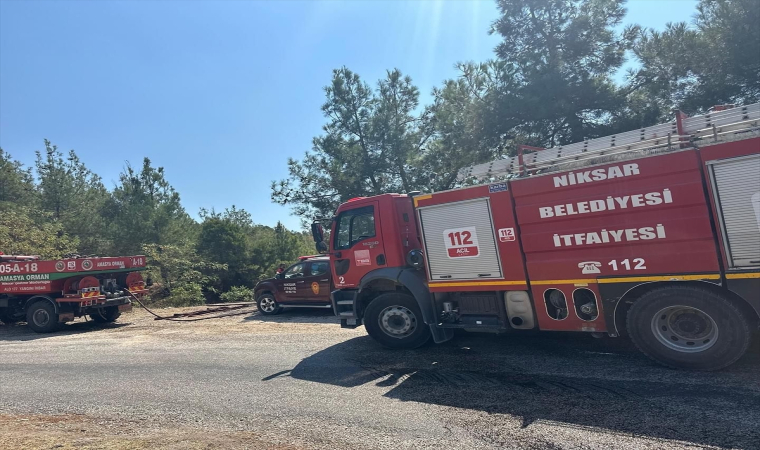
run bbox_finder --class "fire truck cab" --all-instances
[314,103,760,371]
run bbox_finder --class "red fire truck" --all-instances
[312,103,760,370]
[0,254,148,332]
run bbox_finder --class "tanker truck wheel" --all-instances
[26,300,61,333]
[364,293,431,349]
[90,306,121,323]
[627,286,751,371]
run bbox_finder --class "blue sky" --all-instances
[0,0,698,230]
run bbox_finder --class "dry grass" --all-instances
[121,305,338,335]
[0,413,303,450]
[0,304,341,340]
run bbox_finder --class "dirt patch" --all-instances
[0,304,346,341]
[121,305,341,335]
[0,414,302,450]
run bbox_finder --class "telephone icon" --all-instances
[578,261,602,274]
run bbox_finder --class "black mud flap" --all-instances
[430,325,454,343]
[341,318,362,329]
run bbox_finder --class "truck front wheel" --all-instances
[627,286,751,371]
[256,294,282,315]
[90,306,121,323]
[364,293,431,349]
[26,300,60,333]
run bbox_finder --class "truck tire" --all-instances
[364,292,431,349]
[627,286,751,371]
[26,300,60,333]
[257,293,282,315]
[89,306,121,323]
[0,308,20,325]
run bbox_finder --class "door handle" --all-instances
[296,281,305,284]
[320,279,329,282]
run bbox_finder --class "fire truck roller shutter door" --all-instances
[417,198,503,281]
[708,154,760,268]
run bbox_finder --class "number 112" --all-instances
[608,258,646,271]
[448,231,473,246]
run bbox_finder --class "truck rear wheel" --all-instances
[364,293,431,349]
[26,300,60,333]
[627,286,751,371]
[90,306,121,323]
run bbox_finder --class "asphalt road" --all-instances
[1,308,759,449]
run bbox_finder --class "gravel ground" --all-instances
[1,306,758,449]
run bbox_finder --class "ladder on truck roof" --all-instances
[458,102,760,181]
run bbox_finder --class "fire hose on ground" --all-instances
[126,291,258,322]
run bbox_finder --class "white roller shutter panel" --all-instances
[418,198,503,280]
[709,154,760,268]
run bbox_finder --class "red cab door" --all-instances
[331,202,386,289]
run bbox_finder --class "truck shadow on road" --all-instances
[0,321,130,341]
[273,332,760,448]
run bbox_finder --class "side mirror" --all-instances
[311,222,327,253]
[275,273,283,279]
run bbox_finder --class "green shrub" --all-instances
[219,286,255,303]
[160,283,205,307]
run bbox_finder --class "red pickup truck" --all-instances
[253,256,332,314]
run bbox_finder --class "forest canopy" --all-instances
[272,0,760,220]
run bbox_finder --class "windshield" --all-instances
[334,206,375,250]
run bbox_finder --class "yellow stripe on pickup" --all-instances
[428,280,526,288]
